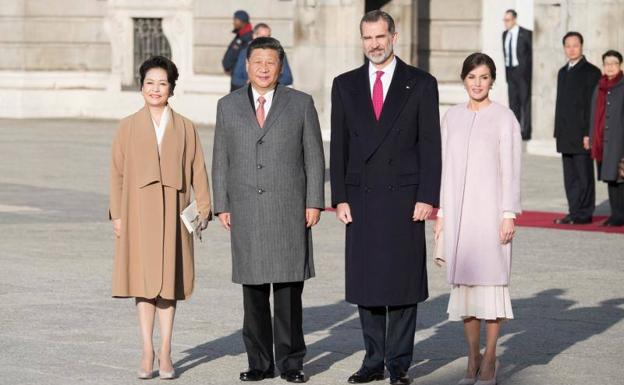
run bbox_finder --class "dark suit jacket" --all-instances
[554,56,602,154]
[502,26,532,79]
[330,57,442,306]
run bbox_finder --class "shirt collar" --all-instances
[569,56,584,68]
[251,86,276,105]
[368,56,397,78]
[509,24,520,35]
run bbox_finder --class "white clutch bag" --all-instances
[180,200,199,234]
[434,230,446,267]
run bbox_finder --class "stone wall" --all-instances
[0,0,110,71]
[193,1,296,76]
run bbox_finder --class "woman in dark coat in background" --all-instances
[589,50,624,226]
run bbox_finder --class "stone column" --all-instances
[293,0,364,139]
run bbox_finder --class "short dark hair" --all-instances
[139,55,179,96]
[360,10,396,35]
[253,23,270,34]
[602,49,623,64]
[562,31,584,46]
[505,9,517,18]
[460,52,497,81]
[246,36,285,63]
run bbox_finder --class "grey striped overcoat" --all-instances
[211,84,325,284]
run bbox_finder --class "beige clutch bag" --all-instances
[434,230,446,267]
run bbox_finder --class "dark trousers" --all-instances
[506,67,532,140]
[607,182,624,221]
[562,153,595,221]
[242,282,306,373]
[358,304,418,377]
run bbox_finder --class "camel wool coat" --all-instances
[440,102,522,286]
[109,105,212,300]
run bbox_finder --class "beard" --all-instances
[365,45,394,64]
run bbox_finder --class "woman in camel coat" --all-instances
[109,56,211,379]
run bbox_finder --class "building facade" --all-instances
[1,0,621,153]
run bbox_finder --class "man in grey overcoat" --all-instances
[212,37,325,383]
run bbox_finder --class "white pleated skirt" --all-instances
[447,285,514,321]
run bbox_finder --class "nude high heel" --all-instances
[158,357,177,380]
[457,354,482,385]
[137,351,155,380]
[474,359,499,385]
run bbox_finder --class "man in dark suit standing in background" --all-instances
[554,31,601,224]
[330,10,441,385]
[503,9,533,140]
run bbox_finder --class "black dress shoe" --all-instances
[601,217,615,226]
[347,368,385,383]
[605,218,624,227]
[571,217,593,224]
[555,216,592,225]
[280,370,307,383]
[240,369,275,381]
[554,215,573,224]
[389,373,410,385]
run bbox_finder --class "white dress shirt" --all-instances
[151,105,170,154]
[252,87,276,116]
[568,57,582,70]
[504,24,520,67]
[368,56,397,102]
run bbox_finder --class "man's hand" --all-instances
[335,203,353,225]
[218,213,231,231]
[412,202,433,222]
[500,218,515,244]
[112,218,121,238]
[583,136,590,150]
[306,208,321,228]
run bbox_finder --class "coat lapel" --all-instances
[239,85,262,130]
[159,108,184,190]
[364,58,413,160]
[258,84,292,140]
[134,106,163,188]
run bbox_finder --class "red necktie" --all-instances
[256,96,266,128]
[372,70,384,121]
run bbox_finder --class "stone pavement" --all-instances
[0,118,622,385]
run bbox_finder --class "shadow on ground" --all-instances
[175,290,624,383]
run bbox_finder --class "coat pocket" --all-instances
[344,173,361,186]
[398,173,420,186]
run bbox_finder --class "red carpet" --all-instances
[325,208,624,234]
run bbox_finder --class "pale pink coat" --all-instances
[440,102,522,286]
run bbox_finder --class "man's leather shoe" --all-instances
[555,216,592,225]
[347,368,384,383]
[240,369,275,381]
[280,370,307,383]
[554,215,572,224]
[602,217,615,226]
[605,218,624,227]
[389,373,410,385]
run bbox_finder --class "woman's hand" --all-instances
[434,217,443,240]
[112,219,122,238]
[500,218,515,244]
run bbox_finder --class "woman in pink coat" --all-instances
[434,53,522,385]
